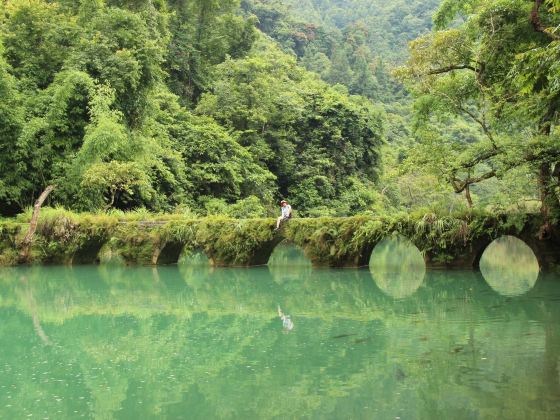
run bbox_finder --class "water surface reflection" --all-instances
[0,257,558,419]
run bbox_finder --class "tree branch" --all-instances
[531,0,560,40]
[457,105,497,147]
[427,64,478,75]
[450,170,497,193]
[452,148,501,172]
[433,90,497,148]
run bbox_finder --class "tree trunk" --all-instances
[465,184,473,208]
[18,185,55,263]
[531,0,560,40]
[22,276,51,345]
[104,188,117,211]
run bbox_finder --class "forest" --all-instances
[0,0,559,222]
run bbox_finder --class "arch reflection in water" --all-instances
[268,241,312,282]
[178,249,212,287]
[479,235,539,296]
[178,248,210,267]
[97,243,126,265]
[369,235,425,299]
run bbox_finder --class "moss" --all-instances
[161,219,199,243]
[194,217,278,266]
[108,224,161,265]
[0,222,22,266]
[28,210,117,264]
[283,217,374,266]
[0,208,557,268]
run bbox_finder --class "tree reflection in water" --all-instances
[0,261,558,419]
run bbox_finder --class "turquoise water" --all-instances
[0,239,559,419]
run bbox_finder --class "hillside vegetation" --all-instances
[0,0,558,222]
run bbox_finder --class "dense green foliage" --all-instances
[396,0,560,221]
[240,0,556,214]
[1,0,559,220]
[0,0,384,216]
[241,0,440,102]
[196,42,383,214]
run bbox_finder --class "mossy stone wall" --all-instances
[0,211,559,269]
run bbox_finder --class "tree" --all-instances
[166,0,257,105]
[0,1,190,213]
[13,70,96,210]
[67,5,167,127]
[325,46,353,86]
[0,38,24,214]
[397,0,560,223]
[197,41,384,214]
[2,0,79,90]
[81,161,152,210]
[173,113,277,203]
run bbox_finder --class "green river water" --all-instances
[0,237,559,419]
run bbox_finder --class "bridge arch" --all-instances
[267,240,312,267]
[154,240,186,265]
[178,248,213,287]
[473,234,547,270]
[179,247,211,266]
[478,235,540,296]
[368,235,426,299]
[267,241,312,283]
[71,237,107,264]
[219,234,284,267]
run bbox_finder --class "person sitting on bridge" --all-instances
[275,200,292,230]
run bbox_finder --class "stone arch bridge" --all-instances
[1,213,559,270]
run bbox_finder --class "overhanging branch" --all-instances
[428,64,478,75]
[451,170,497,193]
